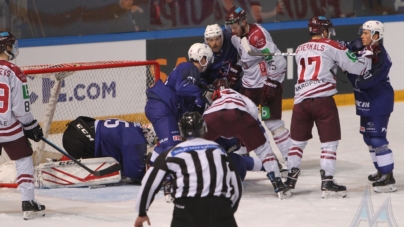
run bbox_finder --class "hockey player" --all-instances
[0,31,46,219]
[202,23,242,90]
[285,16,372,198]
[203,78,290,199]
[342,21,396,193]
[224,6,291,166]
[135,112,242,227]
[62,116,156,183]
[144,43,213,164]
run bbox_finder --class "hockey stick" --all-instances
[240,37,295,57]
[40,137,122,177]
[248,51,296,57]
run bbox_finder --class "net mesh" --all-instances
[0,60,159,165]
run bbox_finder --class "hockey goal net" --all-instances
[0,60,159,168]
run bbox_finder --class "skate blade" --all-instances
[278,190,292,200]
[23,210,45,220]
[373,184,397,193]
[321,190,347,199]
[164,194,174,203]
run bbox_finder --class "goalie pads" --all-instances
[0,161,18,188]
[63,116,96,159]
[34,157,121,188]
[261,78,282,105]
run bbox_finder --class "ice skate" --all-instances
[284,167,300,189]
[22,200,45,220]
[163,180,174,203]
[368,171,382,181]
[267,172,291,200]
[320,170,347,199]
[372,172,397,193]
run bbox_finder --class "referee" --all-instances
[134,112,242,227]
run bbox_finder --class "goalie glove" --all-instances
[261,78,281,105]
[23,120,43,142]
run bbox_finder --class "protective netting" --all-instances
[0,60,159,165]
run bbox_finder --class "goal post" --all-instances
[0,60,160,168]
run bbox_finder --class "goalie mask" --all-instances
[0,31,19,60]
[178,112,206,139]
[308,16,335,38]
[188,43,214,72]
[359,20,384,43]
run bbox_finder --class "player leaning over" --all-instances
[145,43,213,164]
[285,17,372,198]
[224,6,291,165]
[341,21,396,193]
[0,31,45,219]
[203,78,290,199]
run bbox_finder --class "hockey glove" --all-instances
[23,120,43,142]
[201,85,215,106]
[226,64,242,88]
[261,78,281,105]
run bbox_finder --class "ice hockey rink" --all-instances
[1,103,403,227]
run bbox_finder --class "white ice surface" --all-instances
[1,103,403,227]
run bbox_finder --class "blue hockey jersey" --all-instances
[146,62,202,118]
[201,29,239,85]
[346,43,394,116]
[94,119,147,182]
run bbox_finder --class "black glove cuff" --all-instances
[23,120,39,130]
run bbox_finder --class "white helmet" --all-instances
[204,24,223,43]
[188,43,214,71]
[360,20,384,42]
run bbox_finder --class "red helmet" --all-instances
[0,31,18,60]
[225,6,247,25]
[308,16,335,37]
[213,78,230,90]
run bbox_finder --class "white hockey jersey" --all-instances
[203,88,258,120]
[0,60,34,143]
[231,23,286,88]
[294,38,370,104]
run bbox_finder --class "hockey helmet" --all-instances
[0,31,18,60]
[204,24,223,43]
[308,16,335,38]
[213,78,230,90]
[178,112,206,139]
[359,20,384,42]
[188,43,214,71]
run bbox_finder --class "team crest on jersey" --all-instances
[173,135,182,141]
[360,126,365,132]
[220,60,232,76]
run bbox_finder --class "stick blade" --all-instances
[94,163,122,177]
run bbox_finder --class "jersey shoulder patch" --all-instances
[248,24,267,49]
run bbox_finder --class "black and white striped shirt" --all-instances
[135,138,242,216]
